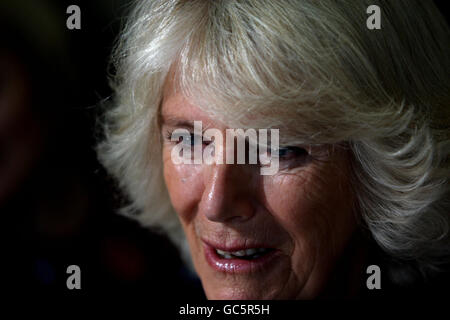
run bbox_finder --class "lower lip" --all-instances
[203,243,279,274]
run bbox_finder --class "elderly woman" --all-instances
[97,0,450,299]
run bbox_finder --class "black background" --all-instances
[1,0,448,310]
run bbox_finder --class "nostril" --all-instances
[203,198,255,223]
[205,212,252,223]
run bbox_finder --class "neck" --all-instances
[318,231,369,299]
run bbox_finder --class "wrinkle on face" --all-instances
[160,85,357,299]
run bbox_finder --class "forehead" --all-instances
[159,70,307,146]
[161,72,274,129]
[161,80,227,131]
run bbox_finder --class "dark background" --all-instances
[1,0,204,298]
[0,0,448,300]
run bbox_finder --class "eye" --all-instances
[275,146,312,169]
[278,146,309,160]
[165,130,209,148]
[181,133,200,147]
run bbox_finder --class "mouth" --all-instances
[215,248,274,260]
[202,240,279,274]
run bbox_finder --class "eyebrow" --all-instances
[160,116,196,130]
[160,115,215,132]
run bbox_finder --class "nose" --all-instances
[200,162,257,224]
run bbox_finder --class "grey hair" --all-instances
[97,0,450,278]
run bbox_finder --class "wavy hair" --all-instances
[97,0,450,278]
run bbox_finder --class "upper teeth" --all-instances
[216,248,269,259]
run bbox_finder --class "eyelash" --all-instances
[277,146,309,159]
[163,129,311,165]
[164,130,208,147]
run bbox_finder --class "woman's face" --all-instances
[161,86,357,299]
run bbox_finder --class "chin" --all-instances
[205,287,269,300]
[202,278,290,300]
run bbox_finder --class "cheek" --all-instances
[162,147,204,222]
[263,163,355,259]
[263,170,326,237]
